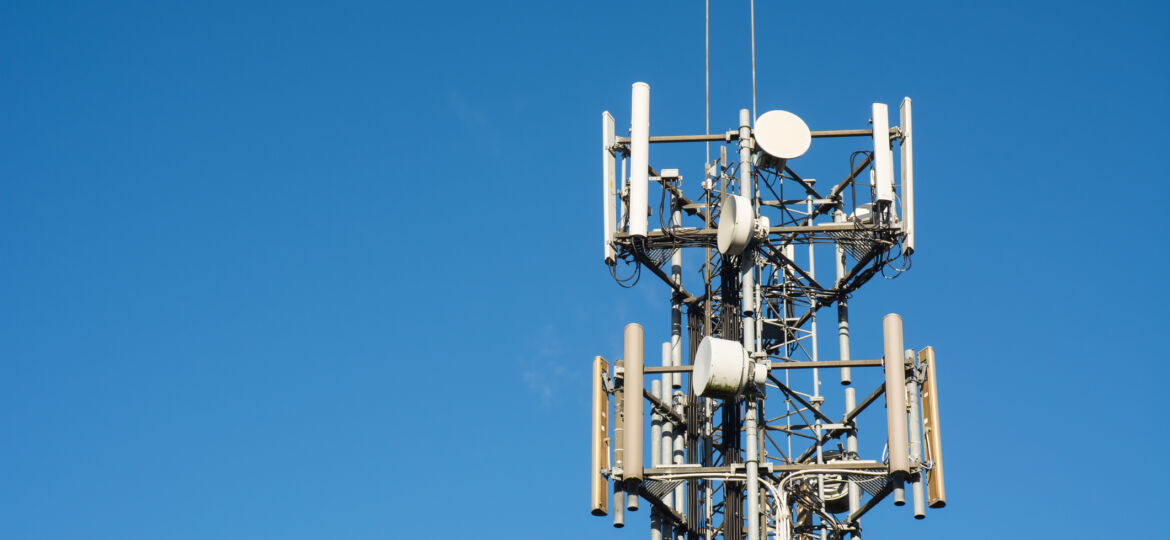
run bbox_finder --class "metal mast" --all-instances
[588,9,946,540]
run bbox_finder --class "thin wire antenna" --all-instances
[705,0,710,165]
[750,0,757,123]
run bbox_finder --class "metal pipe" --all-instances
[845,384,859,538]
[614,482,626,528]
[736,107,761,540]
[834,211,852,386]
[660,343,674,513]
[671,185,683,390]
[672,391,685,519]
[767,360,882,371]
[703,398,714,540]
[745,399,760,540]
[651,378,662,471]
[613,128,888,144]
[629,83,650,237]
[834,226,860,535]
[905,349,926,519]
[738,109,755,347]
[804,198,827,539]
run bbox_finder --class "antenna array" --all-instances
[587,75,947,539]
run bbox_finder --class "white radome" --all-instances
[694,335,753,398]
[717,194,754,256]
[754,110,812,160]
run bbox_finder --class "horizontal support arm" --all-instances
[614,128,896,145]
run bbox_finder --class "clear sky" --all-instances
[1,1,1167,539]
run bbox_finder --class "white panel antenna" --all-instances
[602,111,617,264]
[628,83,650,237]
[872,103,895,206]
[899,98,915,255]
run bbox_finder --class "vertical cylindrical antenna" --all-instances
[919,346,947,508]
[623,323,644,484]
[905,349,926,519]
[883,314,910,478]
[591,356,610,516]
[629,83,650,237]
[602,112,617,264]
[872,103,895,206]
[612,359,626,528]
[899,98,915,255]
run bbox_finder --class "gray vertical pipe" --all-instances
[660,343,675,540]
[905,349,926,519]
[671,194,683,390]
[660,343,674,514]
[736,107,761,540]
[834,210,852,385]
[834,210,860,536]
[704,399,714,540]
[651,378,662,472]
[882,314,908,507]
[650,375,662,540]
[669,187,685,525]
[673,393,685,539]
[735,109,753,344]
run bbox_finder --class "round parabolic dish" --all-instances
[694,335,750,398]
[755,110,812,159]
[717,194,753,255]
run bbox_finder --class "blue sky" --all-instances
[1,1,1167,538]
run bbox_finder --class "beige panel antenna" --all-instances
[590,356,610,516]
[919,346,947,508]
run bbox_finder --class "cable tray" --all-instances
[641,478,685,500]
[842,474,891,498]
[826,230,881,262]
[644,247,678,269]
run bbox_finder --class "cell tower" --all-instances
[587,10,947,540]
